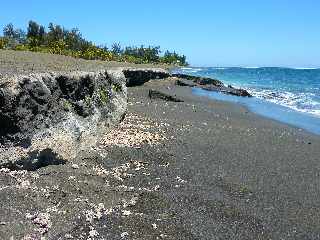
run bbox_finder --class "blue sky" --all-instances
[1,0,319,67]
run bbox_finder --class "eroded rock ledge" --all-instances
[124,68,170,87]
[0,70,127,169]
[0,67,251,170]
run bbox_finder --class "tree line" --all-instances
[0,21,188,66]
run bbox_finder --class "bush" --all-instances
[1,20,188,66]
[0,37,8,49]
[13,44,29,51]
[48,39,68,55]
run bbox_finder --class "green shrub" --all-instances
[98,88,109,105]
[112,83,122,92]
[0,37,8,49]
[1,20,188,66]
[13,44,29,51]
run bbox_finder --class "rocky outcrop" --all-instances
[0,67,252,170]
[124,68,170,87]
[123,69,251,98]
[0,70,127,170]
[173,73,252,97]
[202,85,252,97]
[172,73,224,87]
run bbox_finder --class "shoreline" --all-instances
[172,66,320,132]
[191,87,320,136]
[175,82,320,140]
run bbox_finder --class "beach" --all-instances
[1,51,320,239]
[123,78,320,239]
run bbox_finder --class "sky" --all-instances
[1,0,319,67]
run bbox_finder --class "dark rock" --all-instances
[148,89,183,102]
[175,79,197,87]
[203,85,252,97]
[124,69,170,87]
[173,73,252,97]
[235,89,252,97]
[172,73,224,87]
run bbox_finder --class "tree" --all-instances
[3,23,15,38]
[39,25,46,43]
[48,23,64,42]
[27,21,40,38]
[64,28,89,51]
[27,20,46,46]
[160,50,188,66]
[3,23,26,46]
[1,20,188,65]
[111,42,122,55]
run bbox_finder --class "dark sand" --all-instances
[122,78,320,239]
[1,51,320,239]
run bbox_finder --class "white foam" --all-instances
[212,67,228,70]
[242,66,261,69]
[181,67,202,71]
[180,67,203,73]
[181,67,194,70]
[248,88,320,118]
[291,67,319,70]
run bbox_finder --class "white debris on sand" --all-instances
[122,196,139,208]
[26,212,52,235]
[121,232,129,238]
[100,113,168,148]
[122,210,132,216]
[176,176,187,184]
[91,160,149,182]
[71,164,80,169]
[89,227,99,238]
[84,203,107,224]
[0,168,37,190]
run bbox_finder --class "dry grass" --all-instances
[0,50,171,76]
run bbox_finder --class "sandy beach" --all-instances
[1,51,320,239]
[122,78,320,239]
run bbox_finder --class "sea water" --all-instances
[173,67,320,135]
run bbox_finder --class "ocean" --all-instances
[173,67,320,135]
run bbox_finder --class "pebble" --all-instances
[122,210,132,216]
[121,232,129,238]
[89,228,99,237]
[71,164,79,169]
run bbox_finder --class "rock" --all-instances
[231,88,252,97]
[172,73,252,97]
[148,89,183,102]
[124,68,170,87]
[0,70,127,169]
[203,85,252,97]
[172,73,224,87]
[175,79,197,87]
[71,164,80,169]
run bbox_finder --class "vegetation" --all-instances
[0,21,188,66]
